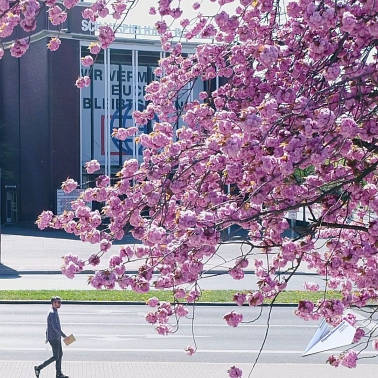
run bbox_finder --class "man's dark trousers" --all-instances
[38,339,63,375]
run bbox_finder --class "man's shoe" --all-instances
[57,374,69,378]
[34,366,40,377]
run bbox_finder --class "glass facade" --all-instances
[80,43,206,185]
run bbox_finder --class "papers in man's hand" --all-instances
[63,334,76,346]
[303,319,355,356]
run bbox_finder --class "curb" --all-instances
[0,300,299,307]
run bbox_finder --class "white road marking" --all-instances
[75,334,210,339]
[0,322,318,328]
[0,347,375,355]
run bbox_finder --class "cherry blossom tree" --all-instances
[2,0,377,375]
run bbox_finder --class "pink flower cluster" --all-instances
[98,26,115,49]
[62,254,85,278]
[145,301,188,335]
[48,6,67,26]
[75,76,91,89]
[81,55,94,67]
[88,42,101,55]
[228,365,242,377]
[47,37,61,52]
[85,160,100,174]
[112,127,137,141]
[26,0,378,370]
[224,311,243,327]
[10,39,29,58]
[61,178,78,194]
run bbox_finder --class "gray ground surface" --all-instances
[0,305,376,365]
[0,226,323,291]
[0,272,324,291]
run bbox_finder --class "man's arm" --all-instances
[48,312,66,338]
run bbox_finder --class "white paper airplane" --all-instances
[303,319,356,356]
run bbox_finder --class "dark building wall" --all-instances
[1,36,80,223]
[0,53,21,223]
[48,38,80,213]
[18,39,50,222]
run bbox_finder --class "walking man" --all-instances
[34,296,69,378]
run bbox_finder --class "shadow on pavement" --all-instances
[1,224,140,244]
[0,264,20,278]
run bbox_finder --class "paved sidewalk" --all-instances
[0,361,378,378]
[0,226,324,291]
[1,226,319,273]
[0,361,376,378]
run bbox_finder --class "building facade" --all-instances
[0,3,204,224]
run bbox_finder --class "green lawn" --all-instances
[0,290,342,304]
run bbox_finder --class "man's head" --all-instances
[51,296,62,309]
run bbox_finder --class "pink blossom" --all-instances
[304,282,319,291]
[47,37,61,52]
[185,345,195,355]
[156,325,170,335]
[81,55,94,67]
[63,0,78,9]
[62,254,85,279]
[324,64,340,81]
[20,1,378,372]
[88,254,100,266]
[145,312,157,324]
[36,210,54,230]
[48,6,67,26]
[228,366,242,377]
[340,350,358,368]
[10,39,29,58]
[229,267,244,280]
[0,48,3,59]
[98,26,115,49]
[109,255,122,267]
[100,239,112,252]
[327,355,340,367]
[96,175,110,187]
[85,160,100,174]
[174,289,186,299]
[120,246,133,259]
[247,292,264,307]
[258,45,279,67]
[175,305,188,317]
[112,127,137,141]
[61,178,78,193]
[89,42,101,54]
[295,300,315,320]
[233,292,246,306]
[75,76,91,88]
[372,339,378,351]
[224,311,243,327]
[199,91,208,100]
[147,297,160,307]
[341,12,357,33]
[352,328,365,343]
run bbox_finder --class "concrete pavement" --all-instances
[0,305,376,363]
[1,225,317,273]
[0,361,376,378]
[0,225,324,291]
[0,304,377,377]
[0,271,324,291]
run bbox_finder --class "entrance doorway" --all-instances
[5,186,17,223]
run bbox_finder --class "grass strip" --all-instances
[0,290,343,304]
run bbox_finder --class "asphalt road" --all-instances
[0,305,376,365]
